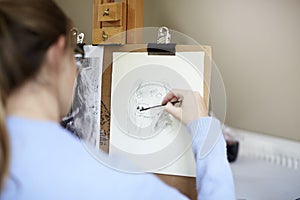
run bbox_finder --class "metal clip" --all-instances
[77,33,85,44]
[157,26,171,44]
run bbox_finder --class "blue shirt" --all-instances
[1,116,235,200]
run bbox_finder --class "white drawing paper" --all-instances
[110,51,205,177]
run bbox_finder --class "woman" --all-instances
[0,0,235,199]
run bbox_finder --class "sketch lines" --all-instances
[126,82,172,139]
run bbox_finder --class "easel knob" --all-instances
[103,8,110,16]
[102,31,109,41]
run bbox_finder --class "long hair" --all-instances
[0,0,72,191]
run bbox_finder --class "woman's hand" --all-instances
[162,89,208,125]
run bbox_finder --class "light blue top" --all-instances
[1,116,235,200]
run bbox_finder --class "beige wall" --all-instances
[56,0,300,141]
[54,0,93,44]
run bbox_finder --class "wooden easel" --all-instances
[92,0,144,44]
[99,44,211,200]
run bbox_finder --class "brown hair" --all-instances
[0,0,72,191]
